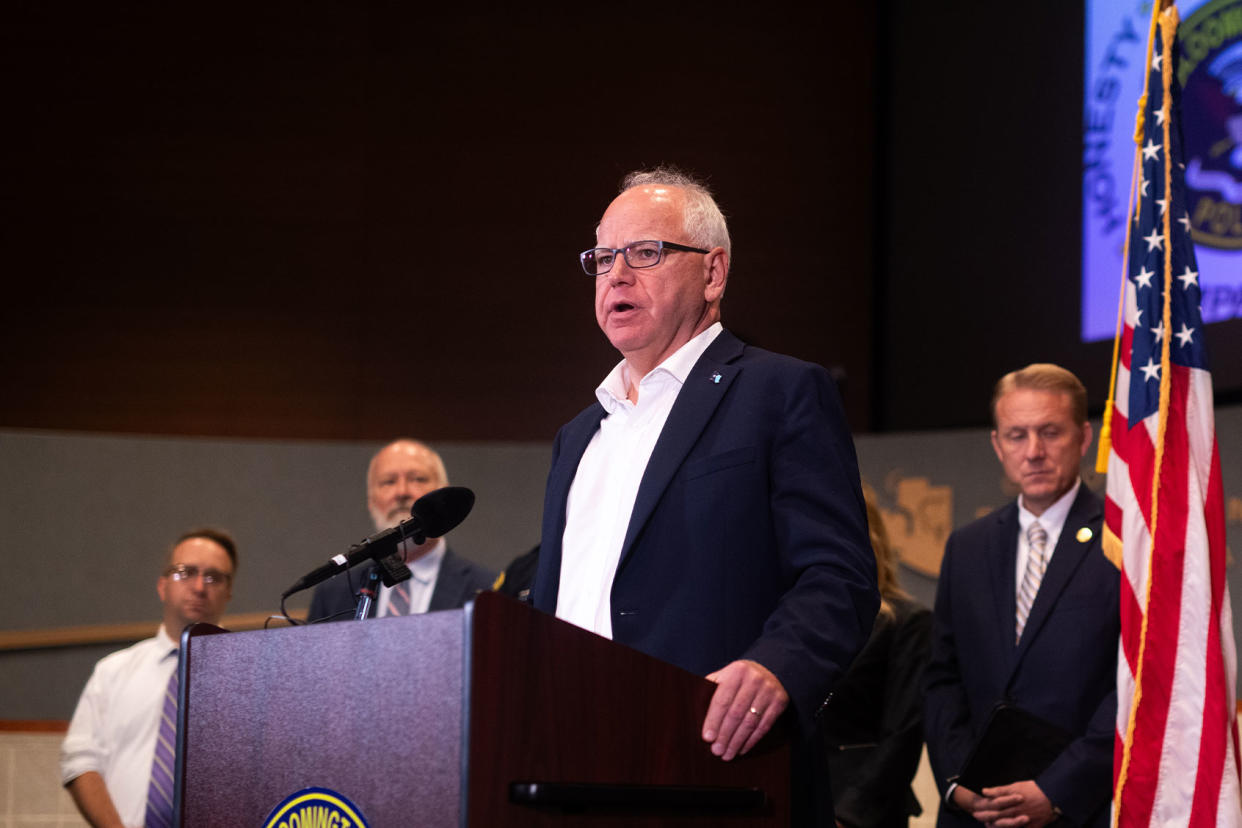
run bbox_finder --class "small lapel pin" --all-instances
[710,372,722,384]
[1076,526,1093,543]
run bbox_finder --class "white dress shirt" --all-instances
[376,538,446,615]
[61,625,179,828]
[557,322,723,638]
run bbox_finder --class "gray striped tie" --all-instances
[384,582,412,616]
[1016,522,1048,643]
[144,654,178,828]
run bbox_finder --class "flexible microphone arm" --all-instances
[281,486,475,599]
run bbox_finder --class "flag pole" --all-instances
[1095,1,1165,475]
[1110,4,1176,821]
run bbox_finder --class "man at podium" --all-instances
[532,167,879,823]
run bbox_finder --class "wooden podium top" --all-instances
[178,592,790,827]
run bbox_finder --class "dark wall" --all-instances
[0,5,877,440]
[875,0,1242,430]
[876,2,1087,430]
[4,4,1236,442]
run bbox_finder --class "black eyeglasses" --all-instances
[164,563,231,587]
[579,240,709,276]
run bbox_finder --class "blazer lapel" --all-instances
[618,331,744,566]
[427,547,457,612]
[1013,487,1103,665]
[987,503,1020,671]
[535,405,607,609]
[548,407,607,533]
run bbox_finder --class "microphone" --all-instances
[281,486,475,599]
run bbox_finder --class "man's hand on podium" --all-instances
[701,659,789,761]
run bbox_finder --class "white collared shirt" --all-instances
[556,323,723,638]
[1014,479,1082,593]
[376,538,446,615]
[61,625,180,827]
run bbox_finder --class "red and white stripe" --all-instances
[1107,284,1241,826]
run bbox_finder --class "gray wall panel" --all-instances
[3,408,1239,719]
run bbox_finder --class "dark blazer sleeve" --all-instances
[739,360,880,731]
[829,599,933,828]
[1038,684,1116,825]
[923,527,982,797]
[428,548,496,611]
[532,405,605,613]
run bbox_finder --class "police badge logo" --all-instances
[1179,0,1242,250]
[262,787,372,828]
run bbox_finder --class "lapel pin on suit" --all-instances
[710,372,722,384]
[1076,526,1093,543]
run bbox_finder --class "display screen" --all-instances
[1083,0,1242,342]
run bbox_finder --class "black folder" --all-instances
[957,703,1074,791]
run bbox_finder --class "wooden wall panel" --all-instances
[0,5,877,440]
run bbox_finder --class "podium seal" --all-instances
[263,787,371,828]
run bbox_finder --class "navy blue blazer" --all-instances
[531,329,879,733]
[923,486,1118,828]
[307,547,496,623]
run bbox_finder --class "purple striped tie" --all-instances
[144,655,178,828]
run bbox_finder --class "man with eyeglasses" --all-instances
[532,168,878,824]
[61,528,237,828]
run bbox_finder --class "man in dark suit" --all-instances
[531,168,878,820]
[308,438,494,622]
[923,364,1119,828]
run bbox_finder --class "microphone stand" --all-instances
[351,525,421,622]
[353,569,382,620]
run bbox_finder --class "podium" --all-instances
[176,591,791,826]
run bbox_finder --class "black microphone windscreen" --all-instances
[410,486,475,537]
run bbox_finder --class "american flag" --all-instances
[1103,4,1241,826]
